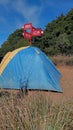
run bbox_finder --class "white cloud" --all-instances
[0,0,10,5]
[12,0,42,26]
[0,0,48,26]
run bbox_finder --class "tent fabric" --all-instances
[0,46,62,92]
[0,46,29,75]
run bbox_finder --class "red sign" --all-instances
[23,32,31,39]
[22,23,32,30]
[22,23,43,46]
[32,27,43,36]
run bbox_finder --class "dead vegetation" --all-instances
[0,90,73,130]
[51,55,73,66]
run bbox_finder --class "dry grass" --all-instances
[0,90,73,130]
[51,55,73,66]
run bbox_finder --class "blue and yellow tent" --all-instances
[0,46,62,92]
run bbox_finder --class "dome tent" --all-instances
[0,46,62,92]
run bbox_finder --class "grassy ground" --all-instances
[0,90,73,130]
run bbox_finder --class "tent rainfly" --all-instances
[0,46,62,92]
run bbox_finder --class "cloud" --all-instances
[0,0,10,5]
[0,0,44,26]
[2,0,72,28]
[12,0,43,26]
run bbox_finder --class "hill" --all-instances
[0,9,73,58]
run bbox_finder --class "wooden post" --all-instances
[30,38,32,46]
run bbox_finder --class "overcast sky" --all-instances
[0,0,73,46]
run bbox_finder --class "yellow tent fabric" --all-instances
[0,46,29,75]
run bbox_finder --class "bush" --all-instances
[44,46,60,56]
[65,59,73,66]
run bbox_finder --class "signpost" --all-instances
[22,23,43,46]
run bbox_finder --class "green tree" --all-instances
[56,33,71,54]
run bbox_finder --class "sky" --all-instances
[0,0,73,47]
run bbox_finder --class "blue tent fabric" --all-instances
[0,46,62,92]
